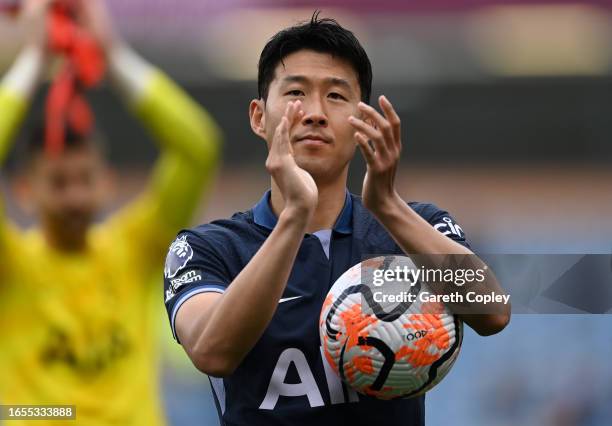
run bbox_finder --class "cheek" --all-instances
[32,175,60,204]
[263,102,287,137]
[91,178,106,205]
[34,187,63,215]
[264,117,278,141]
[333,111,358,147]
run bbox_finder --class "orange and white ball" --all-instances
[319,255,463,399]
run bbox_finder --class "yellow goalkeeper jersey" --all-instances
[0,68,220,426]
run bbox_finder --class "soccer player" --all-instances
[164,14,510,426]
[0,1,220,425]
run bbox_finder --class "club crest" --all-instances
[164,235,194,279]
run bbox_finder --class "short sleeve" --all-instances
[410,202,471,249]
[163,229,231,341]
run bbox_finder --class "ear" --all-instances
[249,99,267,140]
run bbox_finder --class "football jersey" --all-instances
[0,66,220,426]
[164,190,469,426]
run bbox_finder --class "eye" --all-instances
[285,89,304,97]
[328,92,347,101]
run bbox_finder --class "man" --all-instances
[0,0,220,425]
[164,13,510,426]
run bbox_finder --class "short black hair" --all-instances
[257,11,372,103]
[20,121,105,164]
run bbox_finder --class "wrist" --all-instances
[100,32,121,57]
[108,43,155,103]
[369,192,405,221]
[278,206,313,231]
[1,44,45,99]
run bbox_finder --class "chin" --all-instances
[296,156,325,172]
[296,157,344,183]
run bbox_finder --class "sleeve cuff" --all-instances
[170,283,226,343]
[108,44,156,104]
[1,45,44,99]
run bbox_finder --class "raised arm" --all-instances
[349,95,511,336]
[0,1,47,274]
[174,101,317,377]
[0,47,42,163]
[85,0,222,267]
[104,42,222,261]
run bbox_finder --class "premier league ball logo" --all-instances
[164,235,194,279]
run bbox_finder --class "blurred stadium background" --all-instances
[1,0,611,425]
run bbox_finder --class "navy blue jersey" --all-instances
[163,190,469,426]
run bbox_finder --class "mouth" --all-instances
[294,135,331,146]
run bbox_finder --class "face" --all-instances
[250,50,362,183]
[28,145,107,247]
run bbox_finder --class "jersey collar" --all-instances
[253,189,353,234]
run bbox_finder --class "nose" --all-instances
[301,98,328,127]
[64,182,92,210]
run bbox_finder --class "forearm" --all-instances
[187,210,309,376]
[108,44,221,166]
[376,195,471,255]
[104,44,221,259]
[0,45,44,164]
[0,45,44,252]
[375,195,510,335]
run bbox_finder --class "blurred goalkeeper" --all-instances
[0,0,220,425]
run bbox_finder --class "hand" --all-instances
[75,0,119,53]
[20,0,54,50]
[348,95,403,216]
[265,100,318,217]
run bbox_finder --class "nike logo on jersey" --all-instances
[278,296,303,304]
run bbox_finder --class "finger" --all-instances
[355,131,376,167]
[280,115,293,156]
[285,101,303,154]
[278,116,291,155]
[23,0,53,16]
[273,109,290,156]
[287,100,303,129]
[358,102,395,151]
[378,95,401,149]
[348,115,387,158]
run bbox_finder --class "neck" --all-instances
[42,222,88,253]
[270,170,348,234]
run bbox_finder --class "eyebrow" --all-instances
[281,75,353,91]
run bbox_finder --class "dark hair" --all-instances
[20,121,105,164]
[257,11,372,103]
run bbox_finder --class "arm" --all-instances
[0,46,43,162]
[174,100,317,377]
[372,198,510,335]
[81,0,221,266]
[349,96,510,336]
[0,20,46,274]
[102,42,222,266]
[176,210,310,377]
[0,0,49,163]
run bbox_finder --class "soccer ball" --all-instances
[319,255,463,399]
